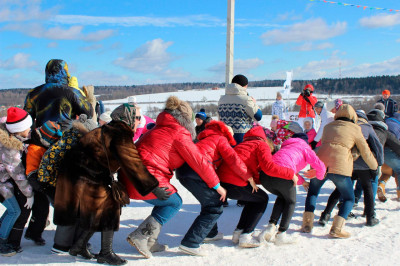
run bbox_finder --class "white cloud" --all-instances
[113,39,174,73]
[2,23,115,41]
[7,42,32,49]
[80,44,103,52]
[208,58,264,74]
[47,42,58,48]
[0,73,37,89]
[261,18,347,45]
[342,56,400,77]
[0,0,55,23]
[276,11,302,22]
[359,13,400,28]
[78,71,137,86]
[0,53,37,70]
[292,42,334,51]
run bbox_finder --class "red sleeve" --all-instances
[217,137,251,180]
[309,95,318,106]
[257,142,294,180]
[175,134,220,188]
[296,95,303,106]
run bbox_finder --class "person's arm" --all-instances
[295,94,303,106]
[393,99,398,114]
[367,129,384,166]
[304,146,326,180]
[244,96,262,122]
[23,92,36,121]
[385,131,400,158]
[217,137,251,180]
[257,142,294,180]
[354,127,378,170]
[67,88,94,119]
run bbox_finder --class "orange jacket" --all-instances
[26,144,46,176]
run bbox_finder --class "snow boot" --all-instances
[377,182,387,202]
[69,231,96,259]
[147,217,167,253]
[301,212,314,233]
[238,233,261,248]
[204,232,224,243]
[127,215,157,258]
[329,215,350,238]
[258,223,277,242]
[232,229,243,244]
[97,230,127,265]
[366,216,379,227]
[274,232,298,245]
[179,245,206,256]
[318,212,331,227]
[0,238,16,257]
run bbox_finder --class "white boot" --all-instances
[127,216,158,258]
[204,232,224,243]
[238,233,261,248]
[258,223,277,243]
[274,232,298,246]
[179,245,206,256]
[232,229,243,244]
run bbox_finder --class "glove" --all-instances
[310,141,318,150]
[24,196,34,209]
[374,166,382,178]
[152,187,172,201]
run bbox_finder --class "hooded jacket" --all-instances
[314,104,335,143]
[24,59,93,128]
[386,113,400,140]
[125,110,221,200]
[296,91,318,118]
[272,137,326,185]
[217,126,295,186]
[0,123,33,200]
[377,97,398,118]
[353,111,384,170]
[218,83,262,134]
[317,104,378,176]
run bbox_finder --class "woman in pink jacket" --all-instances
[259,130,326,245]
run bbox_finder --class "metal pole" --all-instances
[225,0,235,88]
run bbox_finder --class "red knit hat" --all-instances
[382,90,390,96]
[6,107,32,133]
[304,84,314,92]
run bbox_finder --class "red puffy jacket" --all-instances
[217,126,295,186]
[124,111,220,200]
[196,121,250,179]
[296,93,318,118]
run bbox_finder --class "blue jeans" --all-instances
[305,173,355,219]
[384,148,400,189]
[0,196,21,239]
[354,175,379,201]
[178,177,223,248]
[145,193,182,225]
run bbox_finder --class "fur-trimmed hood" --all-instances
[163,109,196,140]
[0,123,24,151]
[198,120,236,146]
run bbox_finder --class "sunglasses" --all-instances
[135,116,141,121]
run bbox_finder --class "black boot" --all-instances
[69,230,96,259]
[366,216,379,227]
[318,212,331,226]
[97,231,127,265]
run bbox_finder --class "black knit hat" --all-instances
[231,74,248,87]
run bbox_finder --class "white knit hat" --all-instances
[99,111,112,123]
[127,96,137,104]
[6,107,32,133]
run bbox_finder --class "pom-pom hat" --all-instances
[6,107,32,133]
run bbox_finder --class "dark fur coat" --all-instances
[53,120,159,231]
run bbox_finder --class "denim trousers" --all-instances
[384,148,400,189]
[0,196,21,239]
[305,173,355,219]
[178,177,223,248]
[145,193,183,225]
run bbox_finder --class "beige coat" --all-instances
[317,104,378,177]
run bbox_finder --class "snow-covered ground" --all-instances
[2,177,400,265]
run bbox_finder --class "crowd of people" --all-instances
[0,61,399,265]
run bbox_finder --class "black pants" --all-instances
[323,170,375,218]
[259,172,296,232]
[221,182,268,234]
[8,185,49,246]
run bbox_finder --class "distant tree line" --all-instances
[1,75,400,107]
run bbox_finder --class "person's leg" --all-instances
[354,180,363,204]
[321,188,341,217]
[356,170,379,226]
[278,183,297,233]
[7,189,31,249]
[259,173,284,225]
[53,225,77,253]
[371,174,379,201]
[25,191,49,245]
[147,193,183,225]
[0,196,20,240]
[179,178,223,248]
[328,174,354,219]
[305,178,326,212]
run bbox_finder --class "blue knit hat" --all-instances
[195,108,207,121]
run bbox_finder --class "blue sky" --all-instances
[1,0,400,89]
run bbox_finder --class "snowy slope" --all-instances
[1,177,400,265]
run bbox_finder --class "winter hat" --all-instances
[303,84,314,92]
[303,117,314,126]
[335,99,343,110]
[314,101,324,108]
[128,96,137,104]
[165,96,193,121]
[195,108,207,121]
[276,92,282,99]
[6,107,33,133]
[111,103,136,129]
[284,121,303,134]
[263,127,275,140]
[367,109,385,122]
[292,133,309,143]
[99,111,112,124]
[374,103,385,111]
[231,74,248,87]
[35,121,62,147]
[382,90,390,96]
[356,110,368,121]
[68,76,79,90]
[77,114,98,131]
